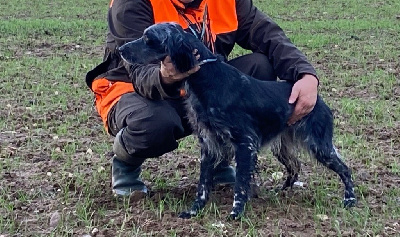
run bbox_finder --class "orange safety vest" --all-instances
[150,0,238,35]
[92,79,134,131]
[94,0,238,131]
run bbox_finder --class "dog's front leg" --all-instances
[229,141,258,220]
[179,139,215,219]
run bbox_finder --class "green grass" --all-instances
[1,0,399,236]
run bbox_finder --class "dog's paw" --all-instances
[226,211,243,221]
[227,213,239,221]
[178,211,194,219]
[281,174,299,190]
[343,198,357,208]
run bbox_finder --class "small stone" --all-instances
[91,227,99,235]
[129,190,146,203]
[293,181,304,187]
[211,221,225,228]
[86,148,93,155]
[316,214,329,221]
[49,211,61,228]
[97,166,105,172]
[271,172,284,181]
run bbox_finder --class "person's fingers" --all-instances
[163,56,172,63]
[287,86,300,125]
[288,86,300,104]
[287,75,318,125]
[187,65,200,74]
[287,104,302,125]
[287,97,315,125]
[161,53,201,82]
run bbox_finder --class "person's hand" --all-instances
[287,74,319,125]
[160,50,200,84]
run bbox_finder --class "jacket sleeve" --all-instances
[234,0,318,82]
[108,0,182,99]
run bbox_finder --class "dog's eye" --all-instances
[143,35,155,46]
[143,35,149,43]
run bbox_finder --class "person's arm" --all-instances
[109,0,183,99]
[234,0,318,82]
[234,0,319,125]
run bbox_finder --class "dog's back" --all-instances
[187,60,333,147]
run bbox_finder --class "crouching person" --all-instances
[86,60,236,196]
[86,0,318,197]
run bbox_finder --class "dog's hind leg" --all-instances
[301,99,356,207]
[271,137,301,190]
[309,142,356,207]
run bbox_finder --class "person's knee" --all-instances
[120,103,185,158]
[113,128,145,165]
[249,53,277,81]
[228,53,277,81]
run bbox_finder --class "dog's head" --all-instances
[119,23,199,73]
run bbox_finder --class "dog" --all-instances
[119,22,356,219]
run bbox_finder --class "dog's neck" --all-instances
[189,37,220,66]
[185,52,224,92]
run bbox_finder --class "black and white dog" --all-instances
[119,23,356,219]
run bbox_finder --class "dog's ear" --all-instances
[167,33,196,73]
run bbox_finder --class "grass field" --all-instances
[1,0,399,236]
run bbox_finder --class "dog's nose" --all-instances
[118,42,132,54]
[118,43,131,60]
[118,44,130,63]
[118,45,125,53]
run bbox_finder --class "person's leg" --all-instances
[227,52,277,81]
[110,93,188,158]
[108,92,235,196]
[108,92,188,196]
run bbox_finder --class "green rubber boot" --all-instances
[112,157,148,196]
[111,129,147,196]
[213,160,236,185]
